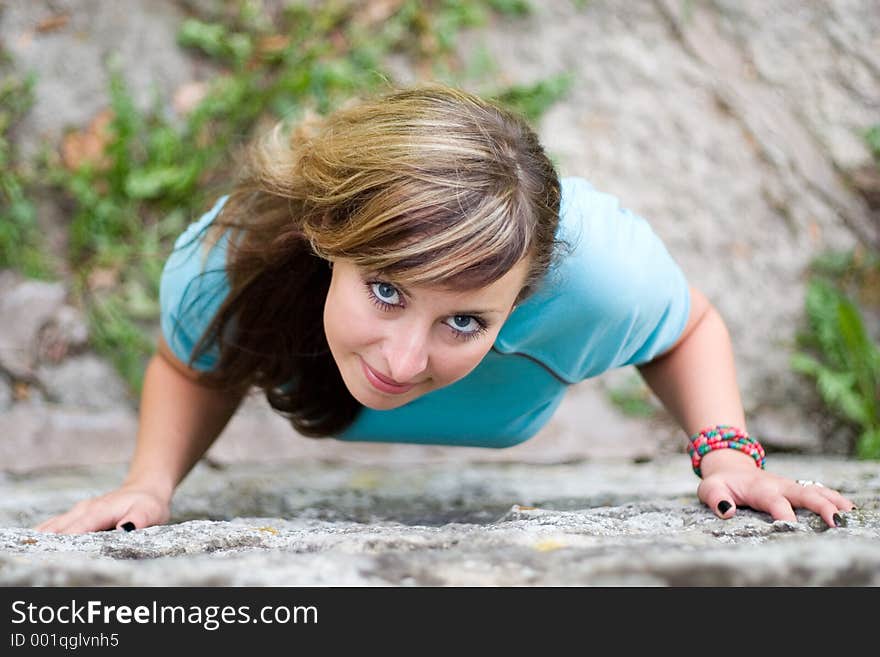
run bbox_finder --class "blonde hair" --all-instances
[181,83,565,436]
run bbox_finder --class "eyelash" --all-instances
[364,281,489,342]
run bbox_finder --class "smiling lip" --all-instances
[360,358,416,394]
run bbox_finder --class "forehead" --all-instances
[428,256,530,298]
[342,255,529,303]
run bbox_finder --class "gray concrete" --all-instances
[1,455,877,585]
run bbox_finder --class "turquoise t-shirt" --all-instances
[160,177,691,448]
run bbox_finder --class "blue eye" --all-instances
[450,315,476,331]
[364,280,489,342]
[442,315,487,342]
[365,281,401,310]
[373,282,399,304]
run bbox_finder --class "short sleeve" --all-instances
[158,195,232,372]
[494,177,691,382]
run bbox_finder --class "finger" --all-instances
[765,497,797,523]
[43,507,90,534]
[795,489,844,528]
[812,486,857,511]
[116,508,150,532]
[33,511,75,534]
[33,517,57,532]
[58,506,121,535]
[698,479,737,519]
[119,498,170,531]
[39,499,93,534]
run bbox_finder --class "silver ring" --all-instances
[796,479,825,488]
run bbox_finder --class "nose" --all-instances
[381,322,430,384]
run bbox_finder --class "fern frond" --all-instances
[815,368,870,426]
[836,294,880,424]
[790,352,823,377]
[804,279,847,368]
[856,426,880,459]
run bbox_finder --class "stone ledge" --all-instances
[3,455,876,586]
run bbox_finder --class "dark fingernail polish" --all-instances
[121,522,135,532]
[718,500,732,514]
[833,513,842,528]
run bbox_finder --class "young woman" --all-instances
[36,84,854,534]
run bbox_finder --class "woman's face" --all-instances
[324,257,530,410]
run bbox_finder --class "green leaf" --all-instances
[490,72,574,123]
[815,368,870,426]
[487,0,533,16]
[790,352,824,377]
[866,124,880,162]
[125,166,187,199]
[122,278,159,320]
[836,296,880,421]
[856,426,880,459]
[177,19,252,65]
[804,278,847,368]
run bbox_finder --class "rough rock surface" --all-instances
[1,455,877,585]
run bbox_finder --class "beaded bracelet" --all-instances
[687,424,766,478]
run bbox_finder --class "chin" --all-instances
[352,391,415,411]
[358,396,410,411]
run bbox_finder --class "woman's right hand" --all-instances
[32,485,172,535]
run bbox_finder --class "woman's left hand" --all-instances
[697,466,856,528]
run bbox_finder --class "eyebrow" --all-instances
[381,279,504,316]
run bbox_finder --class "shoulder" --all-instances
[161,195,232,299]
[158,196,234,371]
[170,194,231,253]
[495,177,690,379]
[555,176,672,308]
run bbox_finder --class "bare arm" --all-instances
[34,335,249,534]
[123,335,250,499]
[636,285,854,528]
[635,285,753,474]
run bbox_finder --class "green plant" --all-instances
[0,50,55,279]
[85,290,156,396]
[791,275,880,459]
[865,123,880,163]
[607,374,658,419]
[489,72,574,122]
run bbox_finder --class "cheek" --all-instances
[324,282,377,350]
[430,342,492,384]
